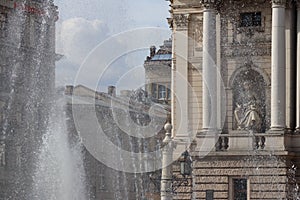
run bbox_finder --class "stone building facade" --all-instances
[0,0,58,199]
[144,39,172,105]
[168,0,300,199]
[65,85,168,200]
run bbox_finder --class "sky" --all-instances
[54,0,171,93]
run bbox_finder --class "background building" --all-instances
[168,0,300,199]
[144,39,172,105]
[0,0,58,199]
[64,85,169,199]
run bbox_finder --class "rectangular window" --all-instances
[0,12,7,37]
[233,178,248,200]
[99,173,105,190]
[206,190,214,200]
[158,85,166,99]
[240,12,261,27]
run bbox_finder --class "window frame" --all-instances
[239,12,262,28]
[0,11,8,37]
[229,177,250,200]
[158,84,166,100]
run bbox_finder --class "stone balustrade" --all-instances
[196,131,300,154]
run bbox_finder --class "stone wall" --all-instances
[174,155,296,200]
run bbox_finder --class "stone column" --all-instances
[161,123,174,200]
[270,0,286,131]
[295,1,300,132]
[285,1,296,133]
[201,0,218,131]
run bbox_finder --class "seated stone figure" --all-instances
[234,81,261,132]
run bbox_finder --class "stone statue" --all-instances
[0,140,6,166]
[234,81,261,132]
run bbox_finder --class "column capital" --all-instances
[296,0,300,9]
[271,0,286,7]
[200,0,219,9]
[173,14,189,30]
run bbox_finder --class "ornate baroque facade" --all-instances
[168,0,300,199]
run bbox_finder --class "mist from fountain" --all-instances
[32,99,87,200]
[0,0,89,198]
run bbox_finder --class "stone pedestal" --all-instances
[161,123,174,200]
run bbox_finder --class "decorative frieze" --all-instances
[173,14,189,29]
[224,45,271,57]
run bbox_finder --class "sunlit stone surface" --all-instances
[1,0,300,199]
[169,0,300,199]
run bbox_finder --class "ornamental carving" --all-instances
[173,14,189,29]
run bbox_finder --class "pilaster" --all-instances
[172,14,190,140]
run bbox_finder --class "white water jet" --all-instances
[33,100,87,200]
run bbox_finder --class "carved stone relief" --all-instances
[232,68,266,132]
[234,81,261,131]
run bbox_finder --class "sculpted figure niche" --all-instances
[234,81,262,132]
